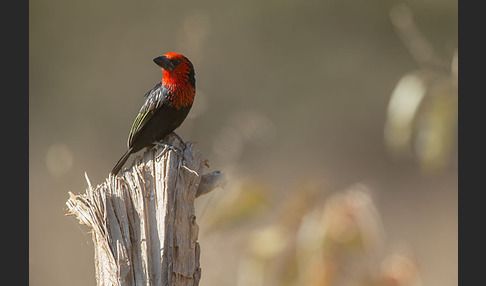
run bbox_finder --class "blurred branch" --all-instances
[196,170,228,198]
[389,3,450,71]
[66,140,225,286]
[386,4,458,174]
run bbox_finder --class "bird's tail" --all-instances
[111,147,134,175]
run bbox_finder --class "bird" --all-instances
[111,52,196,175]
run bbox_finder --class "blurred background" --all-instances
[29,0,457,285]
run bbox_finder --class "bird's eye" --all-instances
[173,59,182,65]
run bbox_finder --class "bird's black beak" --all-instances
[153,55,175,70]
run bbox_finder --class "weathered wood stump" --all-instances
[66,138,226,286]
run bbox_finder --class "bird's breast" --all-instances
[163,83,195,110]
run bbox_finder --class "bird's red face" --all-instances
[153,52,196,109]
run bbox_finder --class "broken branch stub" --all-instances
[66,139,226,286]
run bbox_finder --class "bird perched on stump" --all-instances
[111,52,196,175]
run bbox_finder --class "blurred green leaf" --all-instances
[415,78,458,173]
[385,70,457,174]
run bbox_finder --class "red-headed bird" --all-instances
[111,52,196,175]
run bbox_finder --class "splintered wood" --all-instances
[66,139,226,286]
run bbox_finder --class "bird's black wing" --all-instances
[127,82,165,148]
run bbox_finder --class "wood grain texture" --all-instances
[66,139,226,286]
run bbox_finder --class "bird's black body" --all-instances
[128,83,192,154]
[111,53,196,175]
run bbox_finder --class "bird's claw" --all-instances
[154,141,183,161]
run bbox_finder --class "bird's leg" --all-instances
[171,132,186,149]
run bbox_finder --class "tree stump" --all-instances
[66,138,226,286]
